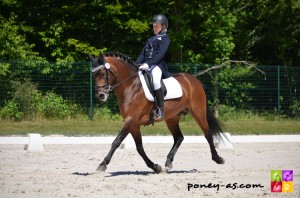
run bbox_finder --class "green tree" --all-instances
[233,0,300,65]
[0,16,40,60]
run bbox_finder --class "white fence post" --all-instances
[25,133,44,151]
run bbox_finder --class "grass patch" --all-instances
[0,118,122,136]
[0,116,299,136]
[223,120,300,135]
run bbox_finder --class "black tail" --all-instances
[206,105,225,136]
[201,82,225,137]
[206,105,232,144]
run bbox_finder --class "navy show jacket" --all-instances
[135,32,171,78]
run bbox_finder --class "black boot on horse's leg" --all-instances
[154,88,164,120]
[131,128,163,173]
[165,136,183,171]
[164,116,184,172]
[205,134,225,164]
[96,131,128,171]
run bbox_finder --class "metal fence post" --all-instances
[277,65,280,117]
[89,62,93,122]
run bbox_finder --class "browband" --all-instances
[92,63,111,73]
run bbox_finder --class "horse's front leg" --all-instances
[131,126,163,173]
[96,121,130,171]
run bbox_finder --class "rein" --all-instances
[110,71,139,91]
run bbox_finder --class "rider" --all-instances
[135,14,171,120]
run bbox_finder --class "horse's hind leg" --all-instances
[165,116,184,171]
[190,107,224,164]
[131,126,163,173]
[205,131,224,164]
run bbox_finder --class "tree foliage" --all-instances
[0,16,40,60]
[0,0,299,120]
[0,0,298,65]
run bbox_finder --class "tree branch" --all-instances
[194,60,266,80]
[233,0,251,13]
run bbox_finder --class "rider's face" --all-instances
[153,23,163,35]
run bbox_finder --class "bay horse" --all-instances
[89,52,225,173]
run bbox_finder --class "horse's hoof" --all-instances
[96,164,107,172]
[165,163,173,172]
[213,156,225,164]
[154,164,163,173]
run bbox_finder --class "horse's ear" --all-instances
[98,53,105,65]
[88,54,94,61]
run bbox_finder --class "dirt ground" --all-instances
[0,142,299,198]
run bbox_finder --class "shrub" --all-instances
[0,79,79,120]
[290,99,300,118]
[11,79,41,119]
[39,92,77,119]
[92,106,122,121]
[0,100,24,121]
[218,105,259,121]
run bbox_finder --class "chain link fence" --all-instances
[0,60,299,120]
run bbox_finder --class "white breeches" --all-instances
[150,66,162,90]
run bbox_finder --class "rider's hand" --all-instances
[139,63,149,70]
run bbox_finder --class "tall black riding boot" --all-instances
[154,88,164,120]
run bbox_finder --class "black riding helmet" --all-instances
[153,14,168,28]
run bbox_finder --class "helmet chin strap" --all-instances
[158,28,167,35]
[156,24,167,35]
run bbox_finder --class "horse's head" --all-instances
[89,54,114,102]
[89,52,138,102]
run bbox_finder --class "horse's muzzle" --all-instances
[96,91,109,102]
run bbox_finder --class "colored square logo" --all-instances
[282,182,293,192]
[271,170,282,182]
[270,170,294,193]
[282,170,293,181]
[271,182,282,192]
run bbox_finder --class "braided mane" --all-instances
[103,51,137,68]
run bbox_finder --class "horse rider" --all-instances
[135,14,171,120]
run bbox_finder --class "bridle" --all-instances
[92,62,139,93]
[92,63,113,92]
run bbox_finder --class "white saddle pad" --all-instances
[138,71,183,101]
